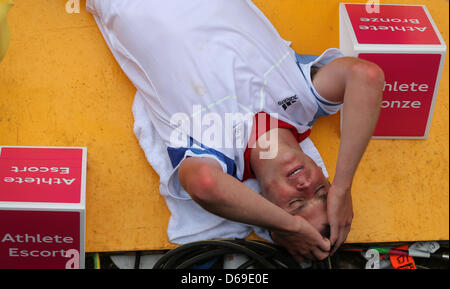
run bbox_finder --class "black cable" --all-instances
[163,245,210,269]
[236,259,255,269]
[154,242,213,269]
[152,239,300,269]
[188,240,276,269]
[134,251,141,269]
[242,240,300,268]
[236,252,279,269]
[232,241,299,269]
[176,248,233,269]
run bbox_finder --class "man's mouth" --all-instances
[288,166,304,177]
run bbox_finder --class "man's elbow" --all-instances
[179,160,221,205]
[351,60,385,103]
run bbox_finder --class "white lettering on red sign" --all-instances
[3,177,76,185]
[1,233,75,259]
[1,233,74,244]
[3,165,75,186]
[379,81,429,110]
[383,81,429,92]
[359,25,427,32]
[360,17,420,24]
[10,166,70,174]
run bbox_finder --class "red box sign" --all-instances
[0,147,83,203]
[345,4,441,45]
[0,210,80,269]
[0,146,86,269]
[360,53,441,137]
[340,3,446,138]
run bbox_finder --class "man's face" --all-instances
[262,149,330,238]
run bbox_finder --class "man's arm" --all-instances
[312,57,385,254]
[178,156,331,261]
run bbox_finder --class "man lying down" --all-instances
[87,0,384,261]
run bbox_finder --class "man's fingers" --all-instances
[329,223,339,248]
[312,247,330,261]
[318,237,331,253]
[331,230,344,255]
[331,225,350,255]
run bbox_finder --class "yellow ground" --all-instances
[0,0,448,252]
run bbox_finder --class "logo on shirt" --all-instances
[278,95,298,111]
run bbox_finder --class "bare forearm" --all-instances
[206,169,295,232]
[179,158,296,233]
[335,65,383,189]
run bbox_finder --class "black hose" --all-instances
[134,251,141,269]
[152,239,301,269]
[176,248,233,269]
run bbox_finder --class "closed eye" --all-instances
[289,199,303,206]
[288,199,306,213]
[315,185,328,200]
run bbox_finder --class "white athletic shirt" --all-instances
[87,0,344,244]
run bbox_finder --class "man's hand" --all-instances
[271,215,331,262]
[327,184,353,255]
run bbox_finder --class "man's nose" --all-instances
[295,176,312,190]
[295,178,316,199]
